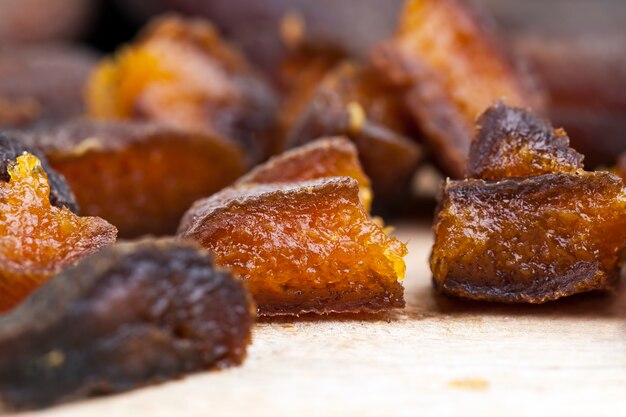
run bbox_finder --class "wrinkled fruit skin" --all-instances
[22,120,246,238]
[467,102,584,180]
[237,137,373,211]
[372,0,542,178]
[286,62,422,203]
[86,14,277,164]
[0,239,254,411]
[0,150,116,311]
[431,172,626,303]
[1,131,78,212]
[179,177,407,315]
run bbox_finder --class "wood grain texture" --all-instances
[9,222,626,417]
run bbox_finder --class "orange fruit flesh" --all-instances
[186,180,406,315]
[51,138,245,238]
[0,153,116,311]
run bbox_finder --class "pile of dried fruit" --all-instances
[0,0,624,411]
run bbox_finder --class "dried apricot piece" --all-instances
[467,102,584,180]
[0,239,253,411]
[237,137,372,211]
[372,0,542,177]
[21,120,246,238]
[178,178,407,315]
[0,152,117,312]
[431,172,626,303]
[286,61,422,201]
[86,14,277,163]
[0,132,78,212]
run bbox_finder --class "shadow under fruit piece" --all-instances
[0,239,254,411]
[0,146,117,312]
[178,177,407,315]
[21,120,246,238]
[85,14,277,164]
[431,103,626,303]
[372,0,542,178]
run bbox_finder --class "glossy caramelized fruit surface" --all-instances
[0,239,253,411]
[179,177,407,315]
[0,152,117,312]
[373,0,541,177]
[22,120,246,238]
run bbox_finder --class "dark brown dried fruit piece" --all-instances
[178,178,407,315]
[431,172,626,303]
[86,14,277,164]
[0,152,116,312]
[237,137,372,211]
[21,120,246,238]
[467,102,584,180]
[372,0,542,177]
[286,62,422,201]
[0,239,253,411]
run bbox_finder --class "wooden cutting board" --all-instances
[12,222,626,417]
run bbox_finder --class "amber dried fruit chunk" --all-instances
[86,14,276,163]
[372,0,542,177]
[237,137,373,211]
[22,120,246,238]
[178,178,407,315]
[431,172,626,303]
[1,132,78,212]
[0,152,117,312]
[467,102,584,180]
[0,239,253,411]
[0,44,97,129]
[286,61,422,201]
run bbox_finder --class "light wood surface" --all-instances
[12,222,626,417]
